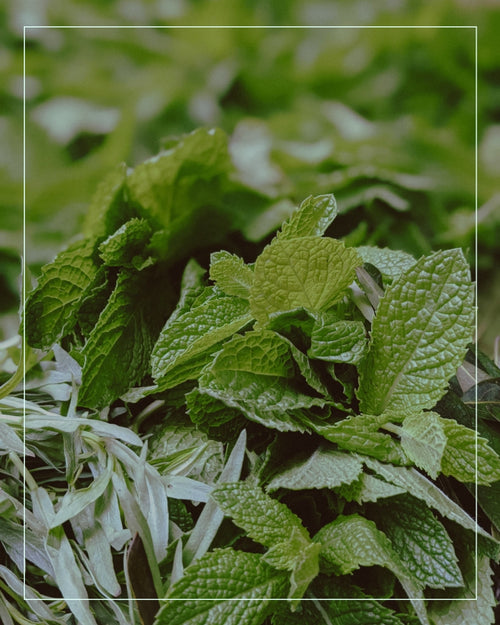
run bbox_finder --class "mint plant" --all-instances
[19,133,500,625]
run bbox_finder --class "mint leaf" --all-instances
[278,194,337,240]
[151,290,252,391]
[400,411,447,479]
[314,414,408,465]
[272,590,406,625]
[373,495,464,589]
[155,548,289,625]
[250,237,361,326]
[212,483,319,602]
[83,162,129,238]
[340,473,406,503]
[266,447,363,493]
[308,318,367,364]
[212,483,311,549]
[362,457,492,538]
[126,127,231,223]
[210,330,295,379]
[209,251,254,298]
[428,555,496,625]
[358,249,474,415]
[25,238,99,349]
[78,270,162,408]
[98,218,153,269]
[356,246,416,280]
[313,514,427,623]
[195,329,329,433]
[439,417,500,485]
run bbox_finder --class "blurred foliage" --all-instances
[0,0,499,352]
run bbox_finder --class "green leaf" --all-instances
[211,329,296,379]
[338,472,406,503]
[250,237,361,326]
[400,411,447,479]
[212,483,319,602]
[126,127,231,222]
[151,290,252,390]
[372,494,464,589]
[271,590,406,625]
[439,417,500,485]
[209,251,254,298]
[308,318,367,364]
[428,555,496,625]
[212,482,311,550]
[78,269,162,408]
[313,514,428,623]
[155,549,289,625]
[266,447,363,493]
[361,457,493,538]
[83,162,129,238]
[98,218,153,269]
[314,414,408,465]
[277,194,338,240]
[193,329,330,434]
[358,249,474,415]
[25,237,99,349]
[198,363,327,434]
[356,246,416,280]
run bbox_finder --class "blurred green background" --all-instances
[1,0,499,355]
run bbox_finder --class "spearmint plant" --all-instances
[18,128,500,625]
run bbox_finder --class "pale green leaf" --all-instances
[250,237,361,325]
[25,237,99,349]
[400,411,447,479]
[71,505,121,597]
[45,526,98,625]
[209,250,254,298]
[439,417,500,485]
[183,430,246,565]
[50,455,114,528]
[155,548,289,625]
[278,194,337,240]
[0,422,28,456]
[358,249,474,415]
[308,318,367,364]
[373,494,463,589]
[356,246,416,280]
[266,447,363,493]
[151,290,252,390]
